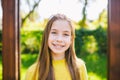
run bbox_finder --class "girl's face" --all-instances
[48,20,72,60]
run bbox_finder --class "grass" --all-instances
[0,53,107,80]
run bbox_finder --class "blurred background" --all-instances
[0,0,108,80]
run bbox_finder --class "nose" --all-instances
[56,35,63,42]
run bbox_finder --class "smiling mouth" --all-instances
[52,43,65,49]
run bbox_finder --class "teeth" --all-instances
[52,43,64,49]
[55,45,62,48]
[56,46,61,48]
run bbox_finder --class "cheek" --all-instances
[65,37,72,44]
[66,38,71,42]
[48,35,56,42]
[48,36,52,48]
[48,35,57,46]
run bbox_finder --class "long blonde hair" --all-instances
[37,14,80,80]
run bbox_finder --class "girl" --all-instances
[25,14,88,80]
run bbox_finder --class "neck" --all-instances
[52,53,65,60]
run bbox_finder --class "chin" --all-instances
[52,50,65,55]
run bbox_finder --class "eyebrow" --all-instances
[51,29,71,33]
[51,29,57,31]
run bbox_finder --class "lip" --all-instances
[52,43,65,49]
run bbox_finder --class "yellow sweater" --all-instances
[25,58,88,80]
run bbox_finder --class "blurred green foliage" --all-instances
[20,25,107,56]
[0,30,2,53]
[78,53,107,80]
[0,53,2,80]
[21,30,43,54]
[75,25,107,55]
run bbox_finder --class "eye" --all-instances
[63,33,69,36]
[51,31,57,34]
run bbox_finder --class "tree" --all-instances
[21,0,41,26]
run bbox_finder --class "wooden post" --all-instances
[2,0,20,80]
[108,0,120,80]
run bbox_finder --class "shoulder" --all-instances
[76,58,87,73]
[25,63,38,80]
[76,58,85,67]
[27,63,37,73]
[76,58,88,80]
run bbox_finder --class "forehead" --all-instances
[51,20,71,32]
